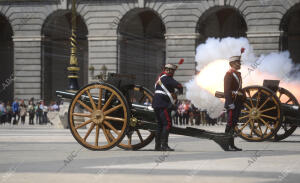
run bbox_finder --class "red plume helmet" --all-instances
[241,47,245,54]
[178,58,184,65]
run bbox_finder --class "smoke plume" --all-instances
[186,37,300,118]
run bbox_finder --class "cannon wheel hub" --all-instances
[92,110,104,124]
[250,108,260,119]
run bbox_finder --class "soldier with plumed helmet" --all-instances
[152,60,184,151]
[223,49,245,151]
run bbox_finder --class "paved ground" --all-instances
[1,124,300,183]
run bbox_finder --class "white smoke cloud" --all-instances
[186,37,300,118]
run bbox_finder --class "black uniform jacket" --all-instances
[152,72,182,109]
[224,69,242,108]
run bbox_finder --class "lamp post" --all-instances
[67,0,79,91]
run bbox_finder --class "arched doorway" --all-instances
[118,9,166,91]
[280,4,300,64]
[197,7,247,45]
[0,15,13,103]
[41,11,88,103]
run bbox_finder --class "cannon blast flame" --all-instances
[186,37,300,118]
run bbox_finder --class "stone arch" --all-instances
[0,14,14,103]
[280,3,300,64]
[196,6,248,45]
[117,8,166,90]
[41,10,88,103]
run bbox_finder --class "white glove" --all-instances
[228,104,235,110]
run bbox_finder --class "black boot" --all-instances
[155,133,162,151]
[228,137,242,151]
[225,126,242,151]
[161,130,174,151]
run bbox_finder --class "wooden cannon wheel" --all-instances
[235,86,282,141]
[117,85,155,150]
[68,82,130,151]
[273,87,298,141]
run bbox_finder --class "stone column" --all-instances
[165,33,200,84]
[13,35,42,101]
[87,35,118,83]
[247,31,283,55]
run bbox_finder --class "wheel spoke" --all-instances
[258,97,271,110]
[72,113,91,117]
[100,124,111,143]
[98,88,103,110]
[105,116,125,122]
[86,90,97,110]
[128,135,132,145]
[246,90,254,107]
[239,118,251,131]
[95,125,99,146]
[75,119,93,129]
[260,114,277,121]
[257,122,263,136]
[250,120,254,137]
[138,94,146,104]
[104,104,123,115]
[285,98,292,104]
[103,121,120,135]
[102,93,115,111]
[241,110,250,113]
[256,90,261,108]
[83,123,95,141]
[260,106,277,113]
[244,103,252,110]
[239,114,250,120]
[258,117,273,130]
[136,130,144,142]
[77,100,93,113]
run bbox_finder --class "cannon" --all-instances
[56,73,234,151]
[216,80,300,142]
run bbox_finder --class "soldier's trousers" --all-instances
[154,108,172,147]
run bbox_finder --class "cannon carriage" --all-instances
[57,73,234,151]
[216,80,300,142]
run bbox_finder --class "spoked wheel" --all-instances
[117,85,155,150]
[273,87,298,141]
[68,83,129,151]
[235,86,282,141]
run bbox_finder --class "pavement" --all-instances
[1,124,300,183]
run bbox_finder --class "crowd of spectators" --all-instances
[0,98,59,125]
[173,99,226,126]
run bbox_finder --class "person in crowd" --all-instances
[194,108,201,126]
[189,104,197,126]
[152,63,183,151]
[39,101,45,124]
[143,98,151,106]
[28,100,35,125]
[6,101,13,124]
[43,102,49,124]
[19,99,27,125]
[183,100,190,125]
[12,98,20,125]
[35,101,40,124]
[0,101,6,125]
[177,101,184,125]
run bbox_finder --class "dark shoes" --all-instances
[161,145,174,151]
[154,144,174,151]
[227,145,242,151]
[155,144,162,151]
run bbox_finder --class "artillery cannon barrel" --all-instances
[56,90,154,112]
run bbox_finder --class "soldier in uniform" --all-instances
[152,63,183,151]
[224,55,243,151]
